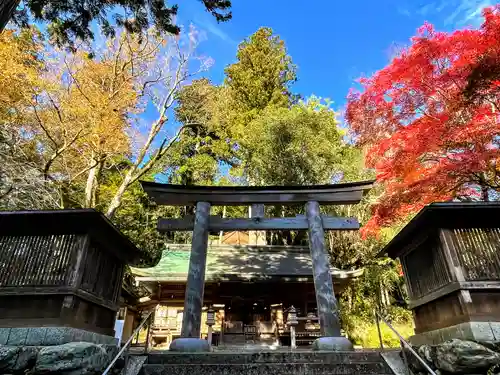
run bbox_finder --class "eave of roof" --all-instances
[131,244,364,281]
[0,209,142,263]
[379,202,500,259]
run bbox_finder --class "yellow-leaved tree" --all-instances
[1,26,211,216]
[0,29,61,209]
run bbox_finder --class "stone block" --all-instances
[7,328,29,345]
[409,333,427,346]
[469,322,495,342]
[71,328,85,342]
[489,322,500,341]
[169,338,211,352]
[440,326,458,342]
[26,328,47,346]
[0,328,10,345]
[381,351,408,375]
[410,324,472,346]
[82,330,94,343]
[43,327,68,346]
[312,336,354,351]
[99,334,118,345]
[430,329,442,345]
[147,352,384,365]
[141,362,390,375]
[459,322,474,340]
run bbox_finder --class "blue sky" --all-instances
[177,0,494,115]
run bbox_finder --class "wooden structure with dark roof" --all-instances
[132,244,363,284]
[139,181,373,351]
[381,202,500,344]
[0,209,142,337]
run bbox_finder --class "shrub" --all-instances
[346,317,414,348]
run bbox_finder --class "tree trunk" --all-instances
[384,288,391,306]
[0,0,20,31]
[85,154,97,207]
[84,156,103,208]
[379,281,386,306]
[105,169,134,219]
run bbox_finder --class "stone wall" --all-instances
[0,327,118,346]
[0,342,118,375]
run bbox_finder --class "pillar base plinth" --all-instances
[169,338,211,352]
[312,336,354,351]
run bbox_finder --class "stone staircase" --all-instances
[139,351,395,375]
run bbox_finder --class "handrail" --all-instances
[375,310,437,375]
[102,310,154,375]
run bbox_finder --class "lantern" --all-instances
[206,307,215,327]
[287,306,298,326]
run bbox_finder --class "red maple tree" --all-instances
[346,6,500,235]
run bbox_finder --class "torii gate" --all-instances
[141,180,373,351]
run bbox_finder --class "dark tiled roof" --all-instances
[380,202,500,259]
[0,209,142,263]
[131,244,363,281]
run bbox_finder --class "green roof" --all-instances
[131,244,363,282]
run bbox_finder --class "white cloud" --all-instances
[405,0,492,27]
[201,20,236,44]
[192,13,236,45]
[418,3,436,15]
[441,0,493,26]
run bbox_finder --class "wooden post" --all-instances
[440,229,474,318]
[69,235,90,288]
[249,204,265,245]
[218,206,227,244]
[305,201,341,337]
[181,201,211,338]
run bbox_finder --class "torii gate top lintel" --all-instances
[140,180,374,206]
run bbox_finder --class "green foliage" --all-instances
[167,78,237,185]
[242,97,346,186]
[7,0,232,49]
[344,314,414,348]
[225,27,297,113]
[220,27,299,144]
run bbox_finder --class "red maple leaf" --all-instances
[347,6,500,236]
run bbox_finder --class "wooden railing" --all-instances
[450,228,500,281]
[0,234,78,287]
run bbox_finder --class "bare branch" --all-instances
[64,56,95,108]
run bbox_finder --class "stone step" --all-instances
[141,362,393,375]
[146,351,386,364]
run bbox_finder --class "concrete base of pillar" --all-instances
[169,338,211,352]
[409,321,500,346]
[312,336,354,351]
